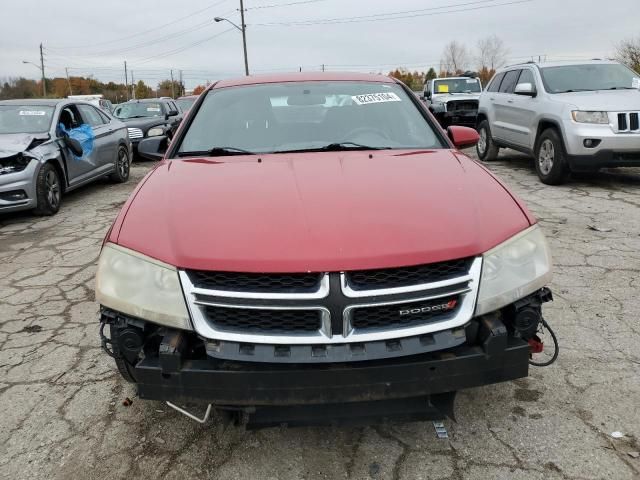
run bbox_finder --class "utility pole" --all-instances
[124,61,129,101]
[131,70,136,99]
[179,70,183,96]
[65,67,73,96]
[170,69,176,98]
[322,64,325,72]
[239,0,249,76]
[39,43,46,97]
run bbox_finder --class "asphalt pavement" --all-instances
[1,151,639,480]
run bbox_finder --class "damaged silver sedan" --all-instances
[0,99,131,215]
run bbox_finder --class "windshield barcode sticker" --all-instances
[19,111,46,116]
[352,92,401,105]
[633,78,640,89]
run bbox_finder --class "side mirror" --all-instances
[514,82,536,96]
[167,109,179,117]
[63,135,84,157]
[447,126,479,149]
[425,92,432,100]
[138,136,168,161]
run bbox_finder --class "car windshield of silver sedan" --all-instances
[113,102,164,119]
[0,105,55,134]
[540,63,639,93]
[177,82,444,156]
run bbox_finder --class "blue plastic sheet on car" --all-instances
[58,123,95,161]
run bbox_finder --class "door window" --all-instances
[517,69,536,88]
[487,72,505,92]
[77,104,105,127]
[499,70,521,94]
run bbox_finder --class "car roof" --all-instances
[505,59,620,70]
[123,99,169,103]
[0,98,64,106]
[212,72,396,90]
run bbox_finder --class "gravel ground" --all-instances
[1,151,639,480]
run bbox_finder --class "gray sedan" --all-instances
[0,99,131,215]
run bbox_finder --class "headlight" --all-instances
[95,243,191,330]
[147,127,165,137]
[475,225,552,316]
[430,102,446,113]
[571,111,609,124]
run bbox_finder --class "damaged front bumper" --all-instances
[0,158,38,212]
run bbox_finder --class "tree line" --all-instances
[0,76,185,102]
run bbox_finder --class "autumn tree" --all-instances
[388,69,425,90]
[441,41,469,75]
[135,80,153,99]
[157,79,183,98]
[192,84,207,95]
[425,68,438,82]
[615,37,640,72]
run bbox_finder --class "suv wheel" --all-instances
[109,145,130,183]
[34,163,62,216]
[476,120,499,161]
[535,129,569,185]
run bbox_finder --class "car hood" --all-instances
[556,89,640,111]
[0,133,50,158]
[113,150,532,272]
[117,117,166,129]
[432,93,481,103]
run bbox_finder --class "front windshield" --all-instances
[178,81,444,155]
[540,63,639,93]
[176,98,196,111]
[113,102,164,119]
[433,78,481,94]
[0,105,54,134]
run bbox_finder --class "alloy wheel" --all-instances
[538,139,555,175]
[45,171,60,208]
[478,127,487,155]
[118,149,129,178]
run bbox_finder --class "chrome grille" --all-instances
[615,112,640,133]
[203,305,322,333]
[345,258,473,292]
[180,257,482,346]
[188,270,323,294]
[127,127,144,139]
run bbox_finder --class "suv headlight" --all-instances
[571,111,609,124]
[95,243,191,330]
[475,225,552,316]
[147,126,165,137]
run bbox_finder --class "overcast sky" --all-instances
[1,0,637,89]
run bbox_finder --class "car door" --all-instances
[77,104,115,170]
[506,69,540,149]
[57,104,102,184]
[490,69,520,142]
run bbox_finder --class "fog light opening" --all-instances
[583,139,601,148]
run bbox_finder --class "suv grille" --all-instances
[351,296,460,330]
[203,306,322,333]
[188,270,323,293]
[345,258,473,291]
[447,100,478,112]
[616,112,640,132]
[127,127,144,139]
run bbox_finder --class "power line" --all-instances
[254,0,533,26]
[246,0,329,10]
[136,27,235,65]
[48,0,231,50]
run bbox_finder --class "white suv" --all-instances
[476,60,640,184]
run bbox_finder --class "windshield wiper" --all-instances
[177,146,254,157]
[606,86,636,90]
[274,142,387,153]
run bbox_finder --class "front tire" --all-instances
[34,163,62,216]
[535,129,569,185]
[109,145,130,183]
[476,120,500,161]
